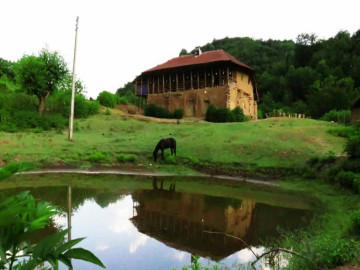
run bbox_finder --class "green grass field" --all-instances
[0,110,346,172]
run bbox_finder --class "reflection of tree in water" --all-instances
[0,186,127,211]
[94,193,125,208]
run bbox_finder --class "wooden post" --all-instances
[69,17,79,141]
[211,68,214,87]
[176,73,178,91]
[134,79,137,95]
[190,71,193,90]
[227,67,229,84]
[196,70,199,89]
[157,76,160,94]
[183,72,185,90]
[162,74,165,93]
[169,74,172,92]
[204,71,207,88]
[152,77,155,94]
[67,185,72,241]
[147,77,150,95]
[140,77,143,95]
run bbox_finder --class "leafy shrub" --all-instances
[46,90,100,119]
[336,171,360,191]
[0,191,105,269]
[328,126,355,138]
[172,108,183,119]
[86,151,109,163]
[144,104,183,119]
[205,105,246,123]
[351,210,360,235]
[322,109,351,125]
[345,135,360,159]
[342,158,360,173]
[116,96,128,104]
[144,104,169,118]
[0,162,36,180]
[232,106,246,122]
[41,113,66,129]
[105,108,112,115]
[87,100,101,115]
[117,153,137,163]
[0,122,17,132]
[97,91,117,108]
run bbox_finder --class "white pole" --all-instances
[69,17,79,141]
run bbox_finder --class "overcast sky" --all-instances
[1,0,359,98]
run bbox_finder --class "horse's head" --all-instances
[153,150,158,162]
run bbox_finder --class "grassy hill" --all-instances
[0,110,345,174]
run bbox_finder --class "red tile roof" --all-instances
[142,50,253,74]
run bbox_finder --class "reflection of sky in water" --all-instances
[57,196,193,269]
[54,196,277,269]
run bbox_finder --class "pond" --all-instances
[0,173,318,269]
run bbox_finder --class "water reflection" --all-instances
[0,175,315,269]
[130,177,312,262]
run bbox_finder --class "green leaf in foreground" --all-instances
[65,248,106,268]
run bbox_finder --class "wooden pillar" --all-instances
[140,77,143,95]
[147,77,150,95]
[219,68,221,85]
[211,69,214,87]
[190,71,193,90]
[169,74,172,92]
[204,71,207,88]
[176,73,178,91]
[162,74,165,93]
[158,76,160,94]
[197,70,200,89]
[227,67,229,84]
[152,77,155,94]
[134,79,138,95]
[183,72,185,90]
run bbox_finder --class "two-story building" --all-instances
[134,49,259,118]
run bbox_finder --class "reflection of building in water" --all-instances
[130,190,256,261]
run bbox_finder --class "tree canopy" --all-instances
[15,49,68,114]
[197,30,360,118]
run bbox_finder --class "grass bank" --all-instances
[275,179,360,269]
[0,110,346,177]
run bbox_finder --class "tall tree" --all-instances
[15,49,68,114]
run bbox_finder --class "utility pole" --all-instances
[69,17,79,141]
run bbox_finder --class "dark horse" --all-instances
[153,138,176,162]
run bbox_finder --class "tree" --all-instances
[56,73,85,94]
[15,49,68,114]
[179,48,189,56]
